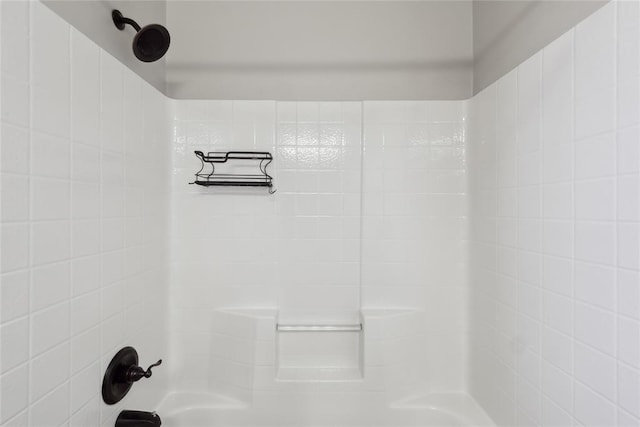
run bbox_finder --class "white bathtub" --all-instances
[157,391,495,427]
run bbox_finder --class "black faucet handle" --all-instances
[126,359,162,383]
[144,359,162,378]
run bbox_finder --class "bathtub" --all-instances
[157,391,495,426]
[160,309,495,426]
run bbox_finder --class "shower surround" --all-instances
[166,100,472,423]
[1,1,639,427]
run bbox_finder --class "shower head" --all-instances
[112,10,170,63]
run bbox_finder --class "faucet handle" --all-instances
[126,359,162,383]
[143,360,162,378]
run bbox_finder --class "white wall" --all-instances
[0,3,171,426]
[39,0,611,101]
[473,0,608,94]
[165,1,473,100]
[468,1,640,425]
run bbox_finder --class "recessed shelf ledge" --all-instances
[276,324,363,332]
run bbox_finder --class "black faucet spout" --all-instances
[115,410,161,427]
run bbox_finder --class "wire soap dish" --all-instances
[189,151,275,194]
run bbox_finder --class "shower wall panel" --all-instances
[361,102,469,393]
[468,1,640,425]
[0,3,171,426]
[169,101,363,391]
[169,100,469,396]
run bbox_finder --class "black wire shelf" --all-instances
[190,151,275,193]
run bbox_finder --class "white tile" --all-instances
[1,173,29,222]
[542,361,573,414]
[575,178,615,221]
[31,221,70,266]
[575,133,615,179]
[30,343,69,402]
[31,261,70,312]
[30,2,70,138]
[574,380,616,427]
[100,52,124,153]
[71,182,100,219]
[71,143,100,182]
[575,221,615,265]
[71,256,100,297]
[31,302,69,356]
[70,362,99,414]
[542,31,573,148]
[1,124,29,175]
[575,262,615,311]
[574,1,615,139]
[1,223,29,273]
[70,291,100,335]
[516,375,542,424]
[1,0,29,79]
[618,316,640,369]
[71,219,100,257]
[29,382,69,427]
[618,126,640,175]
[574,341,616,400]
[619,411,640,427]
[542,327,573,373]
[543,182,572,219]
[2,411,27,427]
[0,318,29,373]
[0,364,29,423]
[30,131,70,179]
[542,291,572,336]
[618,364,640,418]
[542,256,573,297]
[71,30,100,146]
[518,152,540,186]
[617,76,640,129]
[101,219,125,252]
[618,174,639,221]
[542,397,573,427]
[618,223,640,270]
[542,220,572,258]
[71,326,100,372]
[574,303,615,356]
[30,177,70,220]
[69,397,99,427]
[618,269,640,320]
[1,75,29,127]
[517,53,542,155]
[0,271,29,323]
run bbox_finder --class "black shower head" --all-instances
[112,10,170,63]
[132,24,170,62]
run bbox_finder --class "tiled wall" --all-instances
[468,1,640,425]
[169,100,469,394]
[362,102,468,392]
[169,100,363,389]
[0,3,170,426]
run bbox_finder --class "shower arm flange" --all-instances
[112,10,142,32]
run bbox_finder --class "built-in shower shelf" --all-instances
[277,367,363,382]
[190,150,275,193]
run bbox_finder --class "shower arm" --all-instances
[112,10,142,32]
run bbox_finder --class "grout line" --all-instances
[612,2,619,424]
[570,24,577,422]
[359,101,364,311]
[25,2,33,424]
